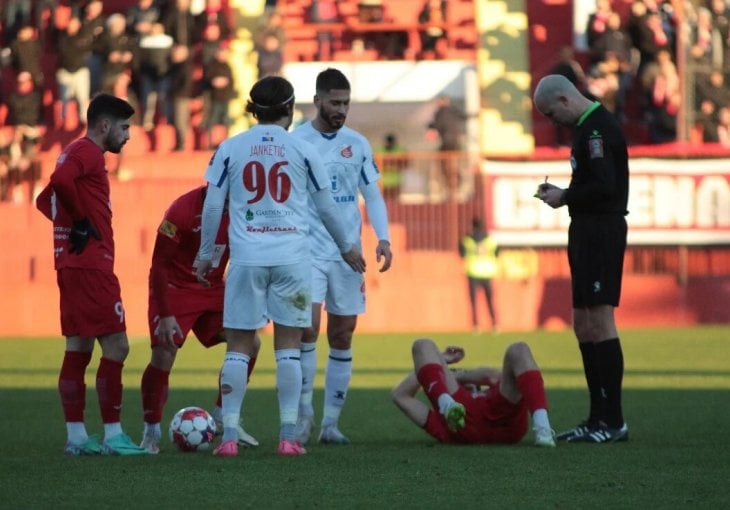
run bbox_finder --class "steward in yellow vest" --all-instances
[458,218,499,333]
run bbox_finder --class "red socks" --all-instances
[97,357,124,424]
[58,351,92,422]
[417,363,450,408]
[141,364,170,424]
[517,370,548,412]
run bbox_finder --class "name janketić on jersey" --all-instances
[292,121,381,260]
[204,124,330,266]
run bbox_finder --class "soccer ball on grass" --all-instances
[169,406,217,452]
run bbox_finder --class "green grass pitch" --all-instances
[1,327,729,508]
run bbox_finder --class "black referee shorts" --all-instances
[567,214,627,308]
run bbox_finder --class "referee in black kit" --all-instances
[533,74,629,444]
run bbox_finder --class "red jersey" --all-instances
[37,137,115,271]
[149,186,229,315]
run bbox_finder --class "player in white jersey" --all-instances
[292,68,393,445]
[195,75,366,457]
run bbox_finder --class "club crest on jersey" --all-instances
[159,219,178,238]
[588,131,604,159]
[340,145,353,158]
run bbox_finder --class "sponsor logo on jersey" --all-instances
[340,145,353,158]
[334,195,356,202]
[255,209,294,217]
[246,209,254,221]
[159,219,178,238]
[261,134,274,142]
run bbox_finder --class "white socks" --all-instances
[66,422,88,444]
[220,351,250,442]
[299,343,317,418]
[437,393,457,416]
[322,348,352,428]
[276,348,302,439]
[532,408,551,431]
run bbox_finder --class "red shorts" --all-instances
[148,286,225,348]
[57,268,126,338]
[423,384,528,444]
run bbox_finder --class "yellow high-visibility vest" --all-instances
[462,236,498,278]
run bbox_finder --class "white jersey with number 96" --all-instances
[204,124,329,266]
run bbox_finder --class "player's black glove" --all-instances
[69,218,101,254]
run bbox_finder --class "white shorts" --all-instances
[311,258,365,316]
[224,261,312,329]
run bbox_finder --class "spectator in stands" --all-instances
[81,0,106,95]
[586,0,615,50]
[584,64,619,115]
[168,43,195,151]
[428,95,465,152]
[56,16,94,129]
[309,0,340,61]
[548,46,587,146]
[201,43,235,149]
[628,1,671,75]
[1,0,32,45]
[163,0,198,48]
[709,0,730,67]
[376,133,408,199]
[138,22,174,131]
[642,48,680,143]
[695,68,729,142]
[99,14,137,97]
[200,16,224,68]
[428,94,466,197]
[688,7,719,70]
[418,0,448,59]
[0,131,12,202]
[255,33,284,78]
[715,106,730,146]
[7,71,42,163]
[198,0,232,42]
[126,0,161,40]
[590,13,635,121]
[253,10,286,77]
[9,24,43,87]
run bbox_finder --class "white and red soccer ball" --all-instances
[169,406,216,452]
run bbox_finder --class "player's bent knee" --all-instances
[412,338,436,355]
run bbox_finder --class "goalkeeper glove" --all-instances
[69,218,101,254]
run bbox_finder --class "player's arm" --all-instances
[360,181,393,272]
[452,367,501,387]
[311,189,366,273]
[49,152,87,222]
[391,372,429,428]
[562,150,617,208]
[35,184,54,220]
[304,146,366,273]
[49,152,101,252]
[197,182,226,286]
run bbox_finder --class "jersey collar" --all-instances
[576,101,601,126]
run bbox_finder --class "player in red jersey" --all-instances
[35,93,148,456]
[139,186,261,453]
[392,338,556,447]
